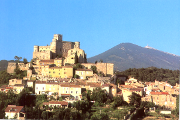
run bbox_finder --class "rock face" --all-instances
[88,43,180,71]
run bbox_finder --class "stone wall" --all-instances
[82,63,114,76]
[7,62,17,73]
[62,41,75,57]
[33,51,52,60]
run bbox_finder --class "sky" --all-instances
[0,0,179,62]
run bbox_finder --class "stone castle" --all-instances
[33,34,87,62]
[7,34,114,79]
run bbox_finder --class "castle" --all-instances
[7,34,114,79]
[33,34,87,63]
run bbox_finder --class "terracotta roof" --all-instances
[87,83,101,87]
[119,85,136,88]
[49,101,68,105]
[61,94,71,96]
[60,84,81,88]
[76,69,92,71]
[39,59,54,62]
[129,88,143,92]
[27,80,36,82]
[5,105,24,113]
[14,84,24,86]
[102,84,110,87]
[150,92,169,95]
[0,85,8,88]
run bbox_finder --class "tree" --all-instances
[23,58,28,64]
[129,92,141,107]
[14,56,22,62]
[91,87,108,106]
[91,66,98,74]
[74,74,79,79]
[99,59,103,63]
[112,96,127,108]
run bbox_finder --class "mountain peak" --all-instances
[88,43,180,71]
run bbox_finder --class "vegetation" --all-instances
[116,67,179,86]
[91,66,98,74]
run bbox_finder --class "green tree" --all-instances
[129,92,141,107]
[23,58,28,64]
[112,96,127,108]
[91,87,108,106]
[14,56,22,63]
[91,66,98,74]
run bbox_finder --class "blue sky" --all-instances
[0,0,179,61]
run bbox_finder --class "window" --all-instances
[71,91,73,93]
[76,91,78,94]
[66,91,68,93]
[36,87,38,89]
[43,87,44,90]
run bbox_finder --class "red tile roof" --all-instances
[76,69,92,71]
[150,92,169,95]
[39,59,54,62]
[43,101,68,106]
[5,105,24,113]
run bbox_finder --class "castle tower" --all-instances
[56,34,63,57]
[34,45,39,52]
[74,42,80,49]
[50,37,57,59]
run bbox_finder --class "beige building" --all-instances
[142,92,177,109]
[75,69,93,79]
[59,84,82,100]
[49,66,73,78]
[5,105,25,119]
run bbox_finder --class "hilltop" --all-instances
[88,43,180,71]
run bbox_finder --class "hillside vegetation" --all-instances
[116,67,179,86]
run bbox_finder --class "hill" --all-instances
[88,43,180,71]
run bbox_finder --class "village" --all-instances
[1,34,179,119]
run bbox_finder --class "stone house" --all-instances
[5,105,25,119]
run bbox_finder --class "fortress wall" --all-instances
[107,63,114,76]
[96,63,108,75]
[7,62,17,73]
[81,63,96,69]
[33,51,52,60]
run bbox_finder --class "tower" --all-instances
[50,34,63,59]
[34,45,39,52]
[74,42,80,49]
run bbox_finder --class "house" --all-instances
[43,101,68,109]
[49,66,73,78]
[0,85,13,93]
[35,81,59,95]
[75,69,93,79]
[13,84,25,94]
[142,92,177,109]
[59,84,82,100]
[5,105,25,119]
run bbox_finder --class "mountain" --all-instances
[88,43,180,71]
